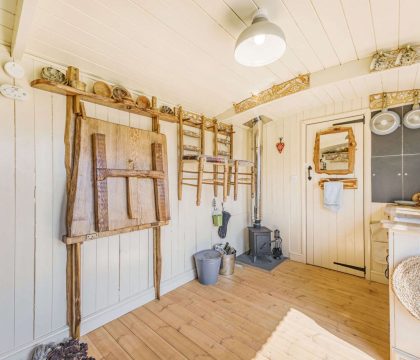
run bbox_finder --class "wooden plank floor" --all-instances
[82,260,389,360]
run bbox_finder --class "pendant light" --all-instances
[234,9,286,67]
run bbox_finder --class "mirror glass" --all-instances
[314,127,355,175]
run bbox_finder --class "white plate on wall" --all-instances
[0,84,28,100]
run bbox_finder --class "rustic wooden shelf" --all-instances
[31,79,178,123]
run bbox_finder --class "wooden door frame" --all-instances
[300,108,372,279]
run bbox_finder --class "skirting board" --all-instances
[289,252,305,263]
[0,269,197,360]
[370,270,388,285]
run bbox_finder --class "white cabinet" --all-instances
[388,229,420,359]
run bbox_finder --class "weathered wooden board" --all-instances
[67,116,170,239]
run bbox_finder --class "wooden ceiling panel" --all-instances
[397,65,418,91]
[25,0,410,119]
[0,24,12,45]
[310,87,333,105]
[399,0,420,46]
[370,0,399,50]
[335,81,358,100]
[363,72,383,95]
[281,0,340,68]
[0,0,15,46]
[254,0,324,72]
[1,0,17,14]
[130,0,277,87]
[381,69,399,92]
[221,0,257,24]
[341,0,377,58]
[310,0,357,63]
[193,0,246,39]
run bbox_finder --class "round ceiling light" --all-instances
[234,9,286,67]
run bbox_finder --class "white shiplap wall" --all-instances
[262,97,370,263]
[0,46,250,360]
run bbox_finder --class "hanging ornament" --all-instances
[276,137,285,153]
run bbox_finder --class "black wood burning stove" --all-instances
[248,226,272,263]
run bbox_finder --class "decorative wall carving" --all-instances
[370,89,420,110]
[233,74,310,113]
[370,45,420,72]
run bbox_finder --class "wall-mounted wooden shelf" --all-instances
[319,178,358,190]
[31,79,178,123]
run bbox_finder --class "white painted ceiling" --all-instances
[2,0,420,118]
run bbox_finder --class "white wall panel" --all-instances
[0,50,250,359]
[14,56,36,347]
[0,49,15,355]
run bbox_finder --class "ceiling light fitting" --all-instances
[234,9,286,67]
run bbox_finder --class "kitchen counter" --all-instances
[382,204,420,360]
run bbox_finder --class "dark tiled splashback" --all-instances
[371,105,420,203]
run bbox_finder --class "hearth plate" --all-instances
[236,253,288,271]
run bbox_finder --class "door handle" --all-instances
[307,165,312,181]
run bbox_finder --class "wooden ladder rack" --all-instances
[177,107,254,205]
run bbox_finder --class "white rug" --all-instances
[392,256,420,320]
[254,308,374,360]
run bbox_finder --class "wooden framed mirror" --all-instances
[313,126,356,175]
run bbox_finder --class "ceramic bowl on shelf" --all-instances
[136,95,151,109]
[111,85,131,102]
[160,105,174,115]
[41,67,67,84]
[93,81,112,97]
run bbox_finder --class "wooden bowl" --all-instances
[112,85,131,102]
[160,105,174,115]
[136,95,151,109]
[93,81,112,97]
[41,67,67,84]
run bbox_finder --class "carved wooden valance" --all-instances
[233,74,310,113]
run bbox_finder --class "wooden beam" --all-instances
[11,0,39,59]
[97,168,165,181]
[153,226,161,300]
[92,133,109,232]
[63,220,169,245]
[152,143,168,221]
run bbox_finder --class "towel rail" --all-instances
[319,178,358,190]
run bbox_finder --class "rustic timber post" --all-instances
[152,107,162,300]
[64,83,82,338]
[177,107,184,201]
[213,119,219,197]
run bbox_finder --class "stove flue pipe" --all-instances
[251,116,263,228]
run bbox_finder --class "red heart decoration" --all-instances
[276,139,285,153]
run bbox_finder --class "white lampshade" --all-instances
[234,10,286,67]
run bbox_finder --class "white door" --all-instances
[306,119,365,277]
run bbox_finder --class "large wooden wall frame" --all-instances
[33,66,172,339]
[30,69,233,339]
[66,116,170,241]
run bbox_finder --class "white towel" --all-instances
[323,181,343,212]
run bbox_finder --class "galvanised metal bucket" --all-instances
[219,253,235,275]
